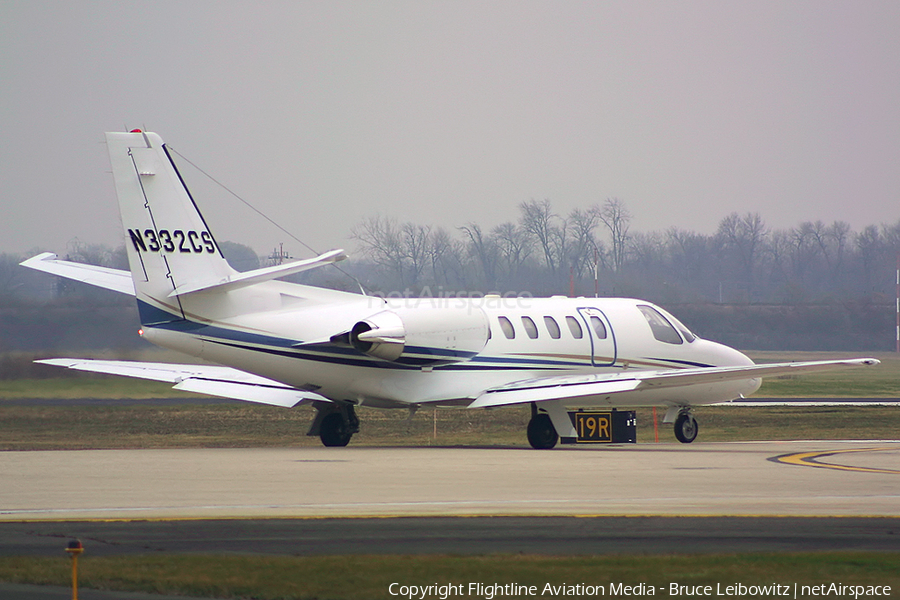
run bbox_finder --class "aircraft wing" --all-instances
[468,358,880,408]
[20,253,134,296]
[37,359,331,408]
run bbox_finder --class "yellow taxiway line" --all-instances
[773,447,900,474]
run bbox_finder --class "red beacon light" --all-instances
[130,129,142,133]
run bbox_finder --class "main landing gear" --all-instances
[309,402,360,447]
[527,403,559,449]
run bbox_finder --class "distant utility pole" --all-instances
[268,243,292,266]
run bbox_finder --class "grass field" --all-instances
[1,553,898,600]
[751,351,900,397]
[1,402,900,451]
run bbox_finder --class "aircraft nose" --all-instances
[700,339,762,396]
[703,339,755,367]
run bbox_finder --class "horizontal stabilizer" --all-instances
[37,358,331,408]
[168,249,347,297]
[20,253,134,296]
[469,357,880,408]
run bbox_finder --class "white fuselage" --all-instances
[141,283,760,411]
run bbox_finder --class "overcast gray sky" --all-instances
[2,1,899,259]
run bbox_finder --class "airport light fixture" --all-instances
[65,539,83,600]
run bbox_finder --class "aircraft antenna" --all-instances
[167,146,369,296]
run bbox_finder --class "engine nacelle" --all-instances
[348,306,489,365]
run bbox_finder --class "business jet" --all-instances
[21,130,879,448]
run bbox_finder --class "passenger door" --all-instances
[576,307,616,367]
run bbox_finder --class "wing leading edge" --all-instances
[38,359,331,408]
[468,358,880,408]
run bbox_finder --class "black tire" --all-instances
[320,412,352,447]
[674,412,698,444]
[527,413,559,449]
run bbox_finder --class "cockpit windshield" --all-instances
[659,309,697,343]
[637,305,696,344]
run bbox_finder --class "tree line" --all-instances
[1,201,898,353]
[4,200,896,305]
[348,198,900,305]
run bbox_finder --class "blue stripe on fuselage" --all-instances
[137,300,696,373]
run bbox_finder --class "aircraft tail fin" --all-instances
[107,130,236,323]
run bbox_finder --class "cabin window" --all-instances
[543,316,561,339]
[589,315,608,339]
[565,316,583,339]
[498,316,515,339]
[521,316,539,339]
[638,305,683,345]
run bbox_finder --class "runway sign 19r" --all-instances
[567,410,636,444]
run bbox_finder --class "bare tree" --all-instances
[421,227,468,289]
[854,224,883,289]
[629,231,665,268]
[519,199,560,274]
[491,221,533,281]
[598,198,631,273]
[786,222,818,282]
[807,220,851,285]
[567,206,602,278]
[400,223,431,287]
[0,253,26,297]
[66,241,114,267]
[350,215,406,285]
[459,222,498,288]
[717,211,768,292]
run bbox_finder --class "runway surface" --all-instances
[2,441,898,520]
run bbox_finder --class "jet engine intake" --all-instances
[347,306,489,365]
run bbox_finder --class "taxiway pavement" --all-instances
[1,441,898,520]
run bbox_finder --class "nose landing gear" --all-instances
[673,410,698,443]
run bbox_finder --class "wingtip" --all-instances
[19,252,58,267]
[34,358,80,368]
[327,248,349,262]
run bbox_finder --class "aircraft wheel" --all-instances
[674,412,698,444]
[527,413,559,449]
[320,412,353,447]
